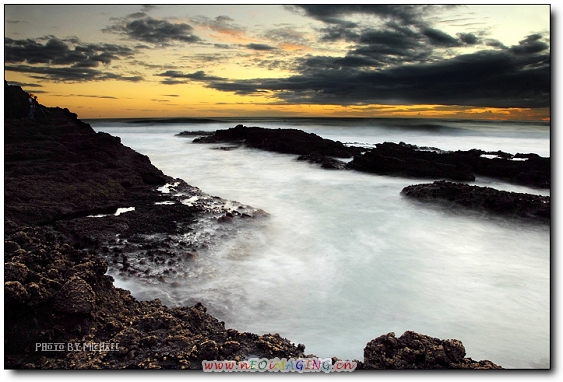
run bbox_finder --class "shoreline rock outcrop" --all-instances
[195,126,550,189]
[194,124,353,158]
[4,82,502,369]
[401,180,550,222]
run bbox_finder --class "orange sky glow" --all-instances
[4,4,551,121]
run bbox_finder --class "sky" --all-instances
[3,3,551,120]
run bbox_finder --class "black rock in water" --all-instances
[194,124,353,158]
[175,130,215,137]
[194,125,549,188]
[348,142,550,188]
[348,142,475,181]
[401,180,550,222]
[359,331,502,369]
[297,152,348,169]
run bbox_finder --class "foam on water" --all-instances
[90,119,550,369]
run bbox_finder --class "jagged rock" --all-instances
[5,281,30,303]
[401,180,550,222]
[4,240,21,254]
[349,142,475,181]
[4,262,30,283]
[361,331,501,369]
[198,340,219,360]
[349,142,549,188]
[53,276,95,315]
[194,124,352,158]
[175,130,214,137]
[195,126,549,188]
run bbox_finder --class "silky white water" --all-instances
[89,118,550,369]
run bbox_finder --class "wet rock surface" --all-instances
[402,180,550,222]
[195,126,549,188]
[349,142,550,188]
[4,223,308,369]
[297,152,348,169]
[359,331,502,369]
[4,82,501,369]
[175,130,214,137]
[194,124,353,158]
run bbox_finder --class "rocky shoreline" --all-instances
[402,180,550,222]
[4,82,503,369]
[193,124,550,222]
[194,125,550,189]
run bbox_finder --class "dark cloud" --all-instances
[180,53,233,64]
[304,10,469,66]
[292,4,484,68]
[4,35,141,83]
[458,32,479,45]
[347,24,432,65]
[5,64,143,83]
[6,80,43,88]
[509,34,549,55]
[422,27,460,47]
[156,70,226,85]
[102,17,201,45]
[197,34,549,108]
[126,12,147,19]
[4,36,134,67]
[255,58,295,72]
[245,43,277,51]
[485,39,507,49]
[214,43,232,49]
[318,25,360,42]
[288,4,428,26]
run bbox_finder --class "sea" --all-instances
[87,117,551,369]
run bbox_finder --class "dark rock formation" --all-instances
[53,276,96,315]
[4,223,308,369]
[5,82,169,226]
[175,130,215,137]
[194,124,353,158]
[359,331,502,369]
[193,124,549,188]
[349,142,550,188]
[401,180,550,222]
[297,152,348,169]
[349,142,475,181]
